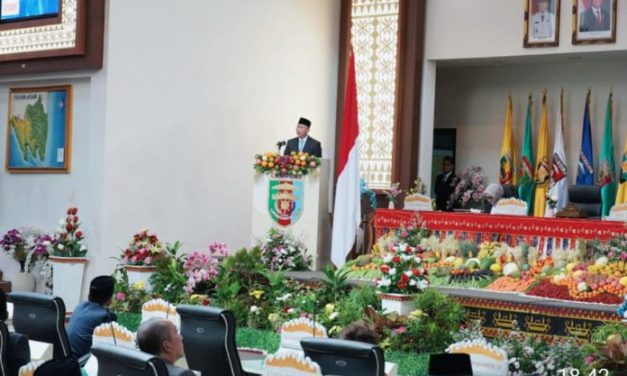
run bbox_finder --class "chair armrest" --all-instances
[78,353,91,367]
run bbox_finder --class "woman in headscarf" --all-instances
[483,183,504,213]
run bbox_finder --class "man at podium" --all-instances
[283,117,322,157]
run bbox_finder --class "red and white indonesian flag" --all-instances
[547,92,569,215]
[331,49,360,268]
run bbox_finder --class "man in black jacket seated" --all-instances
[136,318,195,376]
[0,289,30,376]
[283,117,322,157]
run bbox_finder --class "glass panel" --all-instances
[351,0,400,190]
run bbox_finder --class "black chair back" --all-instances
[177,305,244,376]
[301,337,384,376]
[428,353,473,375]
[91,342,168,376]
[501,184,518,199]
[9,292,71,359]
[0,321,9,376]
[568,185,602,218]
[34,357,82,376]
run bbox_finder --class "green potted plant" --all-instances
[48,206,89,312]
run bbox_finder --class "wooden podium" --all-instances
[251,159,331,270]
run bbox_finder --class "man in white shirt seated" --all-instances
[136,318,195,376]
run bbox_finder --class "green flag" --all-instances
[599,93,616,216]
[518,95,535,215]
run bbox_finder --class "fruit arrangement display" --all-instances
[341,227,627,307]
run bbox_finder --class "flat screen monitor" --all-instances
[0,0,60,22]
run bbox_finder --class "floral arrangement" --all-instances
[407,177,427,195]
[31,233,54,258]
[121,228,164,266]
[449,166,485,209]
[52,207,87,257]
[259,228,311,271]
[384,182,402,204]
[376,243,429,294]
[600,233,627,263]
[1,229,28,270]
[254,151,321,177]
[183,242,227,293]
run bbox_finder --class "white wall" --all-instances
[434,60,627,185]
[0,0,341,289]
[92,0,341,280]
[425,0,627,60]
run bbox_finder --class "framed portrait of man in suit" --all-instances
[573,0,617,44]
[524,0,561,47]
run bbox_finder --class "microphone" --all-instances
[276,140,286,152]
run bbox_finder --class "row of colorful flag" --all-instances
[499,89,626,217]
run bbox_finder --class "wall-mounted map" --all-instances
[6,85,72,172]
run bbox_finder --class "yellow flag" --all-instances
[499,95,517,185]
[616,137,627,204]
[533,91,550,216]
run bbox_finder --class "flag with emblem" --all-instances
[518,94,535,215]
[576,90,594,185]
[546,89,568,215]
[599,93,616,216]
[499,95,517,185]
[615,137,627,205]
[533,91,550,217]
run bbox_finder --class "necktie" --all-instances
[299,139,304,152]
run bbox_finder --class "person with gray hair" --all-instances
[483,183,504,213]
[136,318,195,376]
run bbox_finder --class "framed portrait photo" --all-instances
[573,0,617,44]
[5,85,72,173]
[524,0,561,47]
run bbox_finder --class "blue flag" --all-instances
[576,90,594,185]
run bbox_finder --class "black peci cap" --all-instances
[89,275,115,303]
[298,117,311,127]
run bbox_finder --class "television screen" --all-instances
[0,0,59,22]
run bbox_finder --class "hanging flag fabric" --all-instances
[576,90,594,185]
[546,89,569,215]
[518,95,535,215]
[533,91,550,217]
[615,137,627,205]
[331,49,361,267]
[599,93,616,216]
[499,95,517,185]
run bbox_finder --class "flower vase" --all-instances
[378,292,416,315]
[125,265,157,292]
[388,201,395,209]
[49,256,88,313]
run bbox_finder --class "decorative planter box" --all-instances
[378,292,416,316]
[125,265,157,292]
[49,256,88,313]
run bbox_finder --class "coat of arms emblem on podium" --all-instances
[268,179,304,226]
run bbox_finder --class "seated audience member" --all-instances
[0,289,31,376]
[67,275,117,358]
[136,318,195,376]
[483,183,504,213]
[339,320,379,345]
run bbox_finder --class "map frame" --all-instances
[5,85,72,173]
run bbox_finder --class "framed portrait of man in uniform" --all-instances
[524,0,561,47]
[573,0,617,44]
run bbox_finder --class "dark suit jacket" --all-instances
[580,7,610,32]
[8,332,30,376]
[166,363,196,376]
[434,172,457,211]
[283,136,322,157]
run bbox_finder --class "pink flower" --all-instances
[115,292,126,301]
[144,257,152,265]
[584,356,595,365]
[396,326,407,334]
